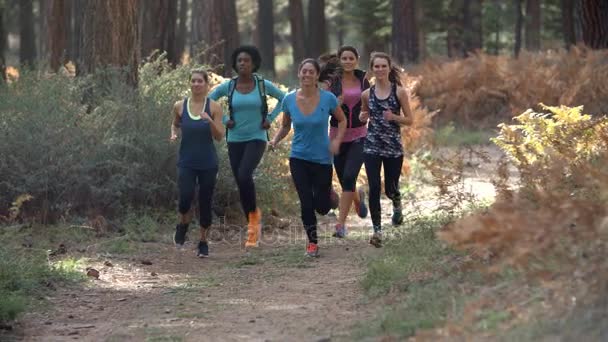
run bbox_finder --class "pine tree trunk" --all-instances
[20,0,37,66]
[71,0,84,71]
[221,0,239,76]
[289,0,306,66]
[579,0,608,49]
[38,0,48,63]
[307,0,327,58]
[49,0,68,71]
[392,0,419,64]
[525,0,541,51]
[336,0,345,47]
[514,0,524,56]
[141,0,178,65]
[0,3,6,82]
[81,0,140,86]
[257,0,275,75]
[561,0,576,49]
[191,0,224,70]
[418,2,426,60]
[175,0,188,64]
[463,0,482,53]
[447,0,464,57]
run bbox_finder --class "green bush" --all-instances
[0,245,82,322]
[0,55,294,221]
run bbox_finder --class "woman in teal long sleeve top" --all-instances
[209,45,286,249]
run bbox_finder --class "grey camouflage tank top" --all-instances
[363,84,404,157]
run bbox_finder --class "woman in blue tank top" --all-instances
[170,69,224,258]
[360,52,413,248]
[270,58,347,258]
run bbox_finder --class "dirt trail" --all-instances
[3,145,511,342]
[5,219,381,342]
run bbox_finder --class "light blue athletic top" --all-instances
[281,89,339,165]
[209,79,286,142]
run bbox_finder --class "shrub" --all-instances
[0,55,294,222]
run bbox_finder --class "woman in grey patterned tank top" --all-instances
[360,52,413,248]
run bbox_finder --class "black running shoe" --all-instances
[197,241,209,258]
[174,223,188,246]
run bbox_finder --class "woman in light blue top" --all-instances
[209,45,286,249]
[270,58,347,258]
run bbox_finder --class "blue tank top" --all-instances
[177,98,218,170]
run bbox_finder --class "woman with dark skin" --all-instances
[360,52,413,248]
[171,69,224,257]
[270,59,347,257]
[209,45,285,249]
[320,46,370,238]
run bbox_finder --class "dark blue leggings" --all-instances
[289,158,333,244]
[178,167,218,228]
[364,154,403,228]
[334,139,364,192]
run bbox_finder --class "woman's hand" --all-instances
[268,139,278,151]
[201,111,213,122]
[329,139,340,155]
[383,110,395,122]
[170,133,178,142]
[359,110,369,122]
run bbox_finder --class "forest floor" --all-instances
[1,145,526,342]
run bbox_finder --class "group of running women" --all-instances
[170,45,412,258]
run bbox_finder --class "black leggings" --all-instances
[228,140,267,217]
[178,167,218,228]
[334,139,364,192]
[363,154,403,229]
[289,158,333,244]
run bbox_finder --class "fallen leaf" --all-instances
[86,268,100,279]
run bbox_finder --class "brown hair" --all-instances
[298,58,321,74]
[189,69,209,83]
[369,52,402,86]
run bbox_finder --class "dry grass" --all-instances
[413,47,608,127]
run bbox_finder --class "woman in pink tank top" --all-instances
[319,46,370,238]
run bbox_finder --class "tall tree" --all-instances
[463,0,482,53]
[175,0,188,64]
[514,0,524,56]
[141,0,178,65]
[307,0,327,57]
[561,0,576,49]
[81,0,139,86]
[335,0,345,47]
[191,0,225,71]
[0,1,6,82]
[288,0,306,65]
[447,0,464,57]
[579,0,608,49]
[49,0,68,71]
[19,0,37,66]
[392,0,419,64]
[347,0,390,58]
[257,0,275,75]
[221,0,239,76]
[38,0,48,62]
[71,0,84,69]
[525,0,541,51]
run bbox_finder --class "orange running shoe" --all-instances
[245,208,262,248]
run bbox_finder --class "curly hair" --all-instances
[231,45,262,73]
